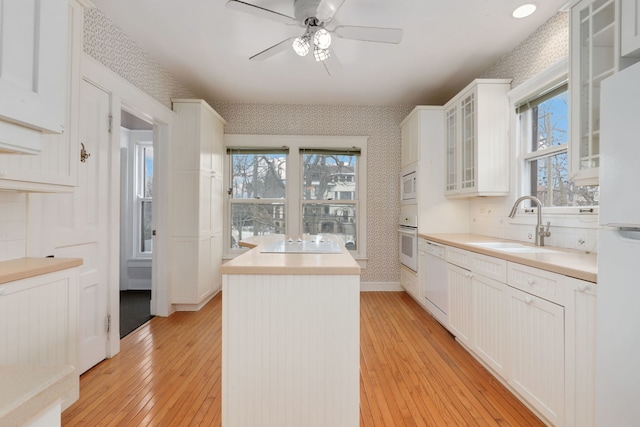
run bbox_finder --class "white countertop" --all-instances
[221,236,361,275]
[420,233,597,283]
[0,365,75,427]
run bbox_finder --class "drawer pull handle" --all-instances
[577,283,589,292]
[524,296,534,304]
[526,278,536,285]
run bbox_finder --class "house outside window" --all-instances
[225,135,367,259]
[517,82,599,208]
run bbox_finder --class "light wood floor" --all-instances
[62,292,545,426]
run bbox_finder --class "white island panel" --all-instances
[222,273,360,427]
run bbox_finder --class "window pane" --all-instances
[529,152,599,207]
[302,154,356,200]
[531,91,568,151]
[302,203,356,250]
[231,153,286,199]
[143,147,153,198]
[230,203,285,248]
[141,201,152,253]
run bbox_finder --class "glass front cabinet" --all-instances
[444,79,511,198]
[570,0,639,185]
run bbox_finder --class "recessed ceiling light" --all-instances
[512,3,537,18]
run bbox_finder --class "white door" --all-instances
[30,80,112,374]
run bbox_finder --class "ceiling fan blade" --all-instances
[249,37,295,61]
[321,48,342,76]
[316,0,346,23]
[226,0,297,25]
[333,25,403,44]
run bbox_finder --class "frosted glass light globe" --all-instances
[313,28,332,50]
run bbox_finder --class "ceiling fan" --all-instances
[226,0,403,74]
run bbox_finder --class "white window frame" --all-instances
[134,141,153,258]
[508,59,599,217]
[224,135,368,261]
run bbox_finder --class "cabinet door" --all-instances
[0,0,67,135]
[0,0,83,189]
[444,106,457,193]
[564,278,596,427]
[508,286,564,426]
[460,93,476,192]
[570,0,617,185]
[621,0,640,57]
[472,274,508,378]
[447,263,473,347]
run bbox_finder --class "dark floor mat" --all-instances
[120,290,153,338]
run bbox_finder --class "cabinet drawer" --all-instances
[471,252,507,283]
[400,265,420,300]
[508,263,565,305]
[446,247,472,269]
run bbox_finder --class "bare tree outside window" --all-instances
[229,152,286,248]
[522,85,599,207]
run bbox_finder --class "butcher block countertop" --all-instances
[0,365,74,427]
[420,233,597,283]
[221,236,361,275]
[0,258,83,285]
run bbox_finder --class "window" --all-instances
[228,148,288,248]
[136,144,153,255]
[225,136,367,258]
[301,149,359,250]
[518,82,599,208]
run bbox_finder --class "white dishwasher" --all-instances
[420,240,448,328]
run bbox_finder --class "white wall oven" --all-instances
[400,164,417,203]
[399,206,418,271]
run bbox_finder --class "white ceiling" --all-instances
[90,0,567,106]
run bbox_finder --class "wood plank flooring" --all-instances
[62,292,545,426]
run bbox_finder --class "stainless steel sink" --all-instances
[469,241,559,254]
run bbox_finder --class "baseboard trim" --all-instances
[173,288,220,312]
[360,281,403,292]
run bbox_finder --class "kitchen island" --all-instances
[220,236,361,427]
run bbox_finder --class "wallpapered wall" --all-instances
[82,8,195,108]
[212,103,412,283]
[45,7,577,277]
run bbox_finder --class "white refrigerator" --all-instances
[596,60,640,426]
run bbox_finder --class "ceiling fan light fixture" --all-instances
[292,35,311,56]
[313,46,330,62]
[313,28,332,49]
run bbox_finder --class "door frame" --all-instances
[82,53,174,357]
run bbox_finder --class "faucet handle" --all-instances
[543,221,551,237]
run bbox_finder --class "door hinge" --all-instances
[108,115,113,133]
[107,314,112,333]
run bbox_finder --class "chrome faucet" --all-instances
[508,196,551,246]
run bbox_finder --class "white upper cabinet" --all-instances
[569,0,639,185]
[444,79,511,198]
[0,0,68,154]
[401,109,421,167]
[621,0,640,57]
[0,0,83,191]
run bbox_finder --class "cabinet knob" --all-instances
[0,170,6,177]
[465,271,473,278]
[526,278,536,286]
[577,283,589,292]
[524,296,533,304]
[0,287,6,296]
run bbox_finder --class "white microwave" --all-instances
[401,165,417,202]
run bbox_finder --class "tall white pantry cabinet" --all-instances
[170,99,226,311]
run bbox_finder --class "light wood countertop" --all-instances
[0,258,83,285]
[420,233,597,283]
[221,236,361,275]
[0,365,75,427]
